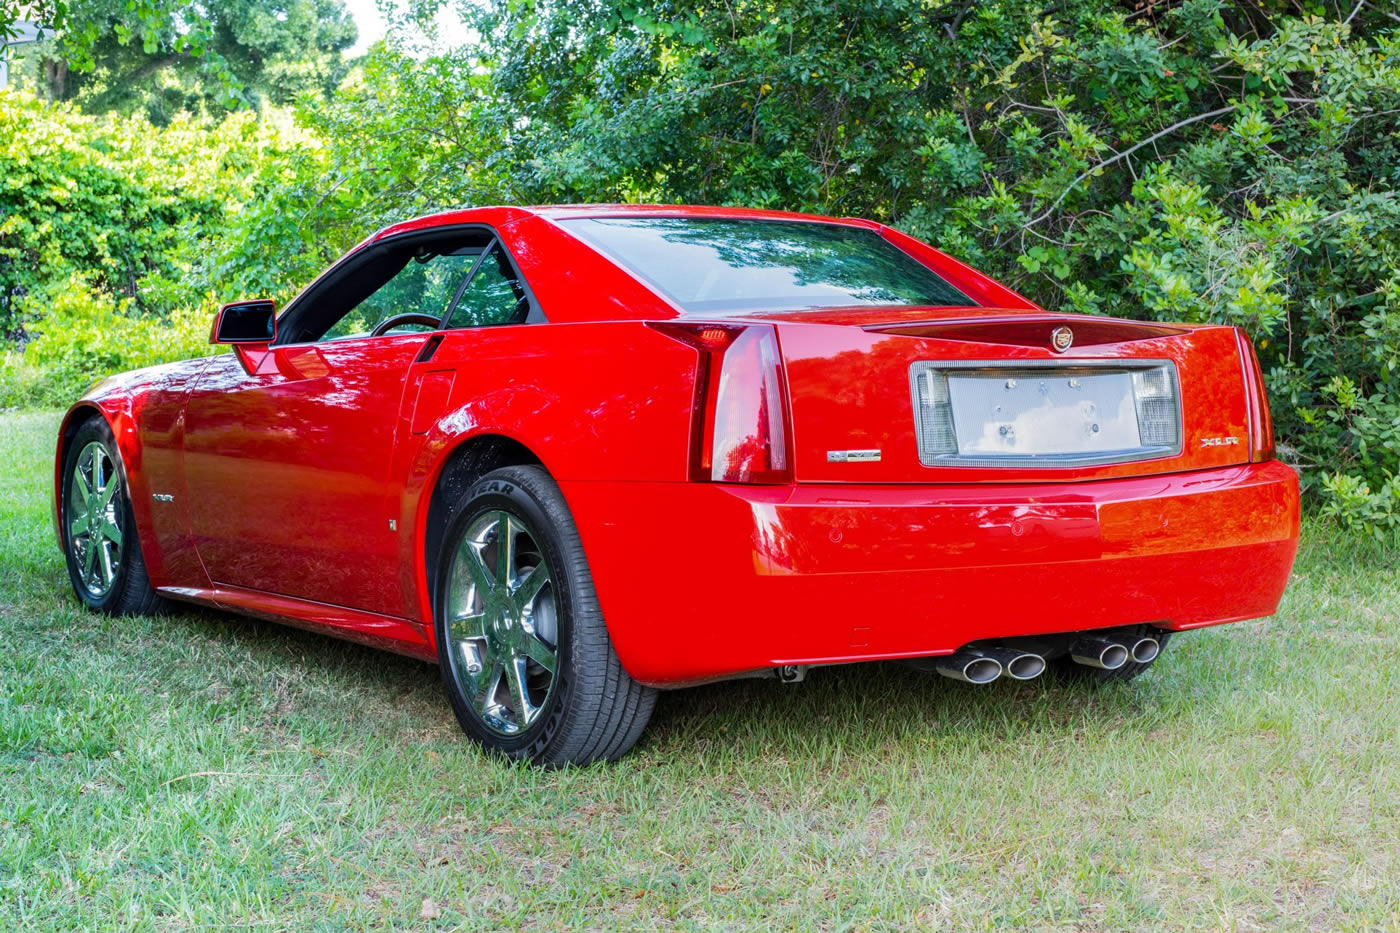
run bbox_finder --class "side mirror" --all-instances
[212,299,277,344]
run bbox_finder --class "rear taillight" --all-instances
[647,322,793,483]
[1234,328,1275,462]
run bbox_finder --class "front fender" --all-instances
[53,360,210,588]
[53,390,149,565]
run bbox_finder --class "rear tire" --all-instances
[1053,624,1172,685]
[60,418,167,616]
[434,465,656,765]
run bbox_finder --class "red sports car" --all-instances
[54,204,1300,764]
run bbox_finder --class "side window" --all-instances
[320,248,478,342]
[445,244,528,329]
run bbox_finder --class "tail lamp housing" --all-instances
[1234,328,1276,462]
[647,322,793,484]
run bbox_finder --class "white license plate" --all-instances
[946,370,1142,457]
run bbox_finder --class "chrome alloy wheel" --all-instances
[444,510,559,736]
[67,440,124,598]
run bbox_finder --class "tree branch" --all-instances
[1357,0,1400,25]
[1023,105,1239,229]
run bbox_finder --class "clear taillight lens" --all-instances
[914,368,957,458]
[647,322,793,484]
[1131,366,1181,448]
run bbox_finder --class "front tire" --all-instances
[434,466,656,765]
[60,418,166,616]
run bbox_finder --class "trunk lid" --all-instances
[767,309,1252,483]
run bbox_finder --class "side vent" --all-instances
[415,334,445,363]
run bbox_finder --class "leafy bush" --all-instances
[4,2,1400,537]
[0,91,355,410]
[1,275,219,407]
[0,91,345,338]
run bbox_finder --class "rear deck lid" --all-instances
[774,312,1252,483]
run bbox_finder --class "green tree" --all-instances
[307,0,1400,529]
[2,0,355,121]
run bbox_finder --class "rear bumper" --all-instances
[560,460,1300,687]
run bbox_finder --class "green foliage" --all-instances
[1,275,219,407]
[6,1,1400,535]
[0,91,354,408]
[350,0,1399,529]
[3,0,355,121]
[0,91,345,337]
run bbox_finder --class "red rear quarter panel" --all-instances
[391,320,702,625]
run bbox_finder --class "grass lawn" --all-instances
[2,409,1399,931]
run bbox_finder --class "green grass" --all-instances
[3,410,1399,931]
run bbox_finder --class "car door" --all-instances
[181,231,491,616]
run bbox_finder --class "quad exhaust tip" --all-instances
[934,647,1049,684]
[934,649,1003,685]
[1070,637,1130,671]
[1130,637,1161,664]
[979,645,1047,681]
[1003,651,1048,681]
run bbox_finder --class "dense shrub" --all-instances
[0,91,347,341]
[4,2,1400,535]
[0,276,220,407]
[0,90,368,408]
[310,0,1400,530]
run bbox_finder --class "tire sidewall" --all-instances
[61,420,136,613]
[434,471,576,760]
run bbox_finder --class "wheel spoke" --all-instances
[514,562,550,605]
[97,473,120,509]
[69,516,87,541]
[82,535,97,582]
[73,465,93,502]
[522,632,557,675]
[495,512,514,587]
[98,541,115,585]
[455,537,493,594]
[448,611,487,642]
[505,654,534,726]
[100,519,122,547]
[472,659,503,718]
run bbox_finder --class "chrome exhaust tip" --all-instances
[977,646,1047,681]
[1004,651,1047,681]
[934,649,1003,685]
[1130,637,1161,664]
[1070,637,1129,671]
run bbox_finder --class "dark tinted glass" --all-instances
[445,244,528,328]
[562,217,973,313]
[217,301,276,342]
[321,249,477,341]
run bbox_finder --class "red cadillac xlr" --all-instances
[54,205,1300,764]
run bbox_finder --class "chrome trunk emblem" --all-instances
[1051,326,1074,352]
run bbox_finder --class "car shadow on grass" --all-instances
[132,596,1206,765]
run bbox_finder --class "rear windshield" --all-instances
[559,216,974,314]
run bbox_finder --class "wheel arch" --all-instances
[53,398,163,578]
[53,402,117,551]
[419,431,546,616]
